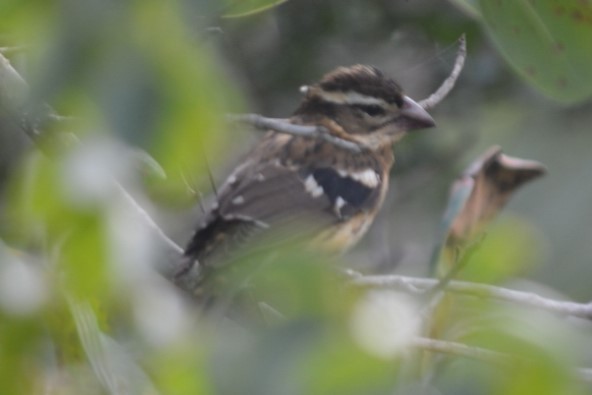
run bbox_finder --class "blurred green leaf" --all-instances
[231,243,353,319]
[459,216,545,283]
[478,0,592,103]
[60,213,109,299]
[150,345,212,395]
[0,317,42,394]
[130,1,244,202]
[6,152,110,299]
[222,0,288,18]
[466,309,588,395]
[447,0,481,19]
[303,335,396,395]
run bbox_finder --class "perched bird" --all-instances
[177,65,436,299]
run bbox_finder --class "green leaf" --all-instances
[478,0,592,103]
[303,334,396,395]
[131,1,244,202]
[459,216,546,283]
[222,0,288,18]
[447,0,481,19]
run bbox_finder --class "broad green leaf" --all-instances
[222,0,288,18]
[479,0,592,103]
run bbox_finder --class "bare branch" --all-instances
[349,273,592,320]
[412,337,592,383]
[114,182,184,256]
[228,114,362,152]
[412,336,513,366]
[419,34,467,110]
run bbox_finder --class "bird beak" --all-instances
[400,96,436,130]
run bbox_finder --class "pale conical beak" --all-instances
[400,96,436,130]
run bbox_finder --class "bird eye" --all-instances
[352,104,386,117]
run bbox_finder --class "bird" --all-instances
[176,65,436,301]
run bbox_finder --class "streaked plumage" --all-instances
[176,65,436,298]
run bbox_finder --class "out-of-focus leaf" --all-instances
[458,216,546,283]
[69,300,160,395]
[131,1,244,203]
[303,332,396,395]
[0,317,42,395]
[447,0,481,19]
[466,308,588,395]
[222,0,288,18]
[212,241,350,319]
[478,0,592,103]
[60,212,109,299]
[149,345,211,395]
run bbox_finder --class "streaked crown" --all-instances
[317,65,404,107]
[295,65,435,144]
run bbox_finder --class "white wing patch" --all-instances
[304,175,325,198]
[337,169,380,188]
[334,196,346,217]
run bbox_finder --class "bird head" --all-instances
[295,65,435,149]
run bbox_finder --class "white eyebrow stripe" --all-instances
[317,90,389,107]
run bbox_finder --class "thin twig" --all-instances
[114,182,184,255]
[418,34,466,110]
[227,114,363,152]
[349,273,592,320]
[412,337,592,383]
[412,336,513,366]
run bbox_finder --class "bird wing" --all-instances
[184,157,384,264]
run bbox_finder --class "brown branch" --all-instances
[349,273,592,320]
[418,34,466,110]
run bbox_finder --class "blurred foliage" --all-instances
[1,0,592,395]
[221,0,289,18]
[447,0,592,103]
[477,0,592,103]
